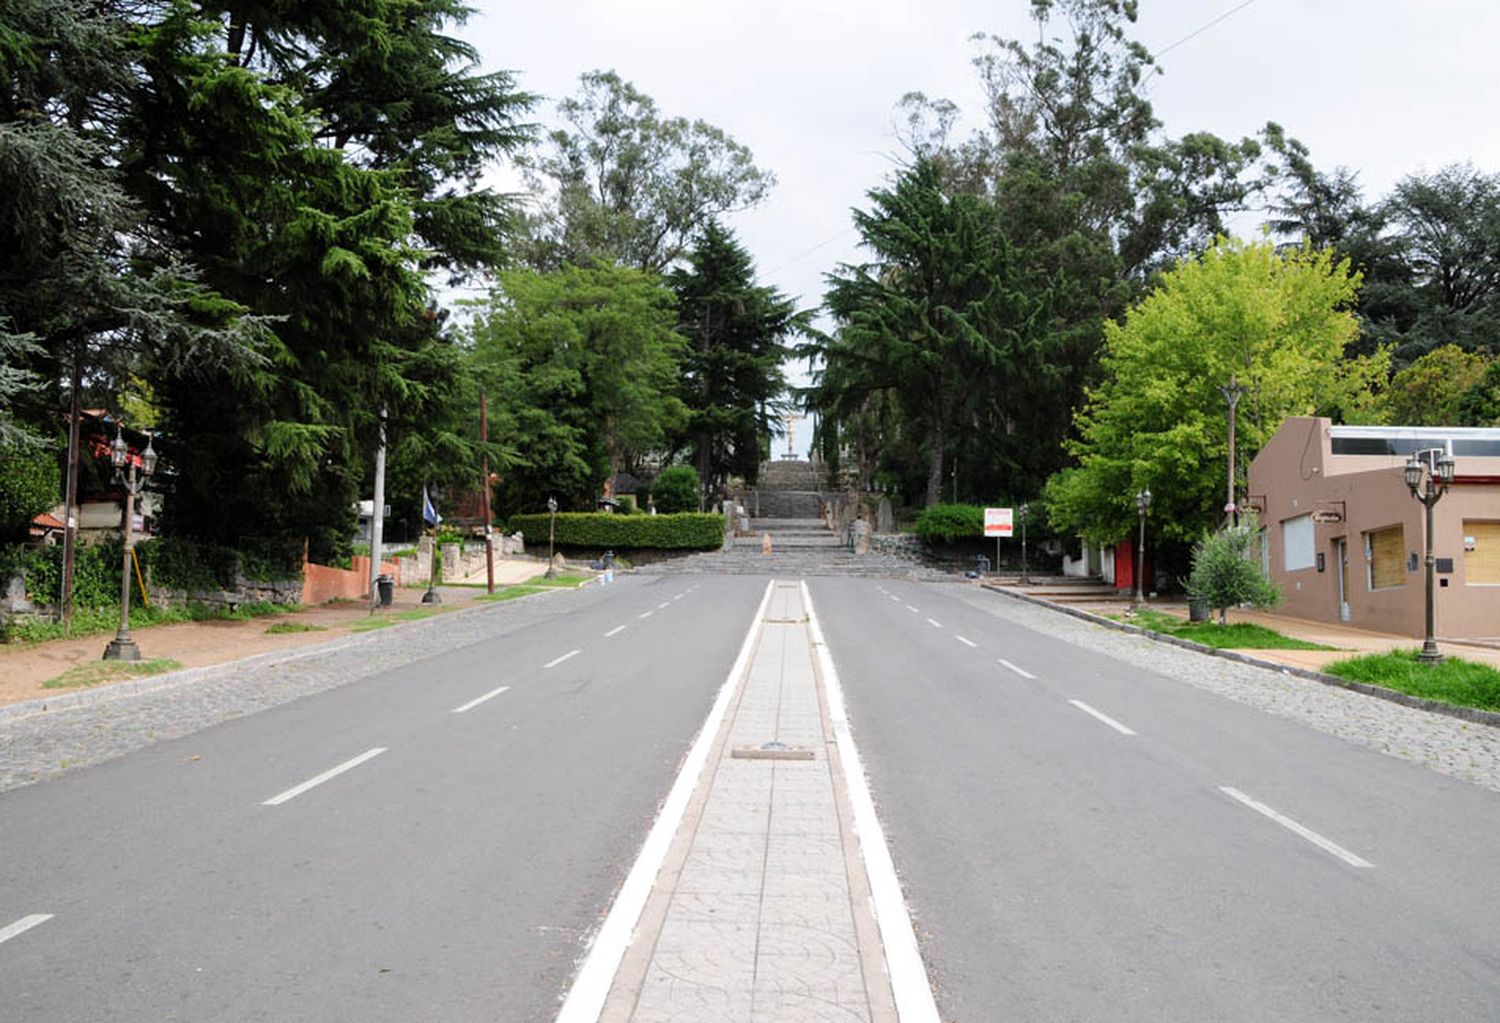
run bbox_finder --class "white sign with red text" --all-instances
[984,507,1014,538]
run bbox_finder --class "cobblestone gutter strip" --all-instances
[980,583,1500,731]
[0,588,580,794]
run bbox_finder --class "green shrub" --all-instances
[508,512,724,550]
[651,466,701,514]
[1187,516,1279,624]
[912,503,984,543]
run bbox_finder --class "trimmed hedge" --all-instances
[912,503,984,543]
[509,512,724,550]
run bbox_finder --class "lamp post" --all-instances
[545,495,558,579]
[1221,376,1246,527]
[1019,502,1030,584]
[1132,488,1151,610]
[1404,449,1455,664]
[103,427,156,661]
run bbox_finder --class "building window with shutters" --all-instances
[1365,524,1405,591]
[1282,514,1315,572]
[1463,520,1500,586]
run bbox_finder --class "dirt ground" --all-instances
[0,588,488,709]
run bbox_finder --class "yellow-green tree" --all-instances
[1046,237,1387,544]
[1381,344,1490,425]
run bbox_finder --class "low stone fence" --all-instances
[869,533,926,562]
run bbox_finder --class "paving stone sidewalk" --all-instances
[602,581,893,1022]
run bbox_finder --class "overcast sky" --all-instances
[463,0,1500,452]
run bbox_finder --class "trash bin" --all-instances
[1187,594,1210,622]
[376,574,394,607]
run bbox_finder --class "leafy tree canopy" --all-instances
[1046,237,1386,545]
[519,70,773,272]
[468,265,688,517]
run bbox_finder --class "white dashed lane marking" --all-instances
[451,685,510,714]
[955,635,977,648]
[997,658,1036,679]
[605,625,626,637]
[1220,787,1374,869]
[0,914,52,947]
[545,649,581,668]
[262,748,387,806]
[1068,699,1136,736]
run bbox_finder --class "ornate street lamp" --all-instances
[1404,449,1456,664]
[545,495,558,578]
[103,427,156,661]
[1132,488,1152,609]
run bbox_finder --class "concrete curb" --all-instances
[979,583,1500,731]
[0,586,571,725]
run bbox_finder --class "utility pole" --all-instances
[480,391,495,594]
[368,406,387,612]
[60,347,82,629]
[1221,376,1246,528]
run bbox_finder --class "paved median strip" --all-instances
[1220,787,1375,868]
[262,748,387,806]
[0,914,52,947]
[450,685,510,714]
[1068,699,1136,735]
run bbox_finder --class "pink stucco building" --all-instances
[1248,417,1500,640]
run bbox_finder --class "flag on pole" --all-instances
[422,485,442,527]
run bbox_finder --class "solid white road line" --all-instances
[555,581,775,1023]
[906,604,919,613]
[997,658,1037,680]
[804,582,942,1023]
[1220,787,1375,868]
[605,625,627,637]
[926,617,944,629]
[955,635,977,648]
[0,914,52,947]
[637,610,653,619]
[262,748,386,807]
[544,649,581,669]
[1068,699,1137,735]
[451,685,510,714]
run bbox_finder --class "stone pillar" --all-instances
[852,519,871,555]
[876,496,894,534]
[441,543,460,583]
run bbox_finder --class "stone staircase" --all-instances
[641,460,951,579]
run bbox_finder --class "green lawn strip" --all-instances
[43,658,184,690]
[265,622,327,635]
[1323,650,1500,712]
[1119,609,1336,651]
[475,585,546,602]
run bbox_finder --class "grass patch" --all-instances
[1120,609,1335,651]
[43,658,183,690]
[476,585,545,603]
[265,622,326,635]
[1323,650,1500,712]
[347,608,440,632]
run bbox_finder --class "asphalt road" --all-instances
[0,575,767,1023]
[809,577,1500,1021]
